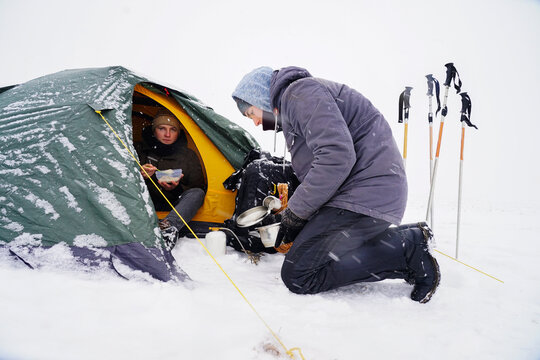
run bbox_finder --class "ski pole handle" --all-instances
[460,92,471,117]
[399,87,411,123]
[426,75,434,124]
[426,73,441,117]
[404,87,413,104]
[444,63,456,87]
[404,86,412,121]
[444,62,462,93]
[459,92,478,129]
[426,74,434,96]
[398,86,413,123]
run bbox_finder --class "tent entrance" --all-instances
[131,84,236,225]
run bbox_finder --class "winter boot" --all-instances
[404,222,440,303]
[159,219,180,251]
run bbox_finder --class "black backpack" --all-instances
[223,149,299,253]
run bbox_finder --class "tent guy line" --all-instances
[434,249,503,283]
[96,109,306,360]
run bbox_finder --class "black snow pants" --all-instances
[281,206,415,294]
[164,188,205,231]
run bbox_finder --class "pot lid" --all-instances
[236,206,270,227]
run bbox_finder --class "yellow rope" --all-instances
[95,110,304,359]
[434,249,504,283]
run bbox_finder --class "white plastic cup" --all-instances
[204,231,226,256]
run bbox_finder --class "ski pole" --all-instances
[398,86,413,169]
[425,74,441,226]
[426,63,462,222]
[456,92,477,259]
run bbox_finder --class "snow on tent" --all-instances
[0,66,258,281]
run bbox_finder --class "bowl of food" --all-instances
[156,169,182,183]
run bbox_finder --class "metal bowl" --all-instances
[263,196,281,211]
[236,206,271,228]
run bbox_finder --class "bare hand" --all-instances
[158,179,180,191]
[141,163,157,179]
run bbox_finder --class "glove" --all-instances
[274,208,307,248]
[261,213,281,226]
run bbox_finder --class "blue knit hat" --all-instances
[232,66,274,113]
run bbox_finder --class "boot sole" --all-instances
[418,254,440,304]
[404,222,434,286]
[418,222,439,303]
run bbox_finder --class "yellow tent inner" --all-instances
[132,84,236,224]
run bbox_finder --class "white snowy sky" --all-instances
[1,0,539,212]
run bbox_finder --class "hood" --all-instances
[270,66,312,111]
[232,66,274,113]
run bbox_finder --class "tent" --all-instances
[0,66,258,281]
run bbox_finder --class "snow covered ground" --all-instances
[1,0,540,359]
[1,202,539,360]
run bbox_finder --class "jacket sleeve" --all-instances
[285,79,356,220]
[133,142,147,164]
[180,149,206,192]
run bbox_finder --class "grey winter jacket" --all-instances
[270,67,407,225]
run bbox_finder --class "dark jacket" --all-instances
[270,67,407,225]
[135,127,206,211]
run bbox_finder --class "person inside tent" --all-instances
[232,66,440,303]
[135,109,206,250]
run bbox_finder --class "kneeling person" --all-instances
[232,66,440,303]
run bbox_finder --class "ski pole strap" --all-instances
[444,62,462,93]
[426,74,441,119]
[459,92,478,129]
[398,86,413,123]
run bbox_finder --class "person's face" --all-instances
[154,124,179,145]
[245,106,263,127]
